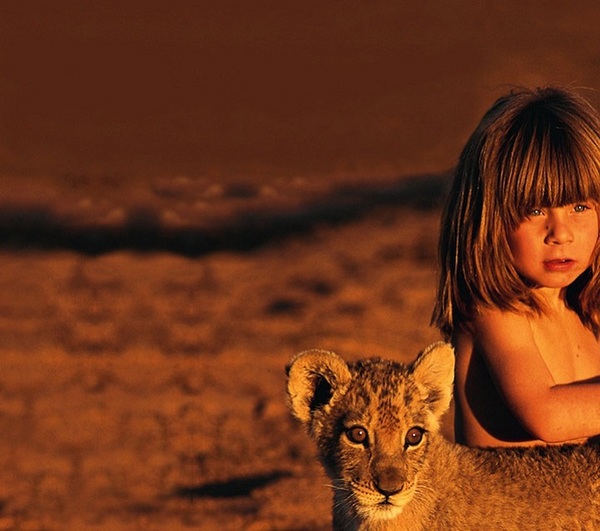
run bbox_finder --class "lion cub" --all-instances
[287,342,600,530]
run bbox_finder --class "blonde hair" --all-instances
[432,86,600,339]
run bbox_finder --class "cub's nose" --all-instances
[374,466,405,497]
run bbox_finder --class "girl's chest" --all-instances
[531,312,600,383]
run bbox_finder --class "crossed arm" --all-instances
[469,310,600,444]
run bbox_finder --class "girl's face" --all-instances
[507,202,599,290]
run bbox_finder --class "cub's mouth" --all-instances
[351,480,417,520]
[365,499,405,521]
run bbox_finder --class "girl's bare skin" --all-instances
[454,307,600,447]
[456,202,600,447]
[432,87,600,447]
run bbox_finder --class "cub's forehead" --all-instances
[341,358,423,426]
[349,357,408,380]
[347,358,415,397]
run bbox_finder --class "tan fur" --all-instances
[286,342,600,530]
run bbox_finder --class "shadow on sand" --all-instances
[0,173,449,256]
[172,471,293,500]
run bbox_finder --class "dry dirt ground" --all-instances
[0,198,447,530]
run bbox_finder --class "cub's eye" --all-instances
[405,427,424,447]
[346,426,368,445]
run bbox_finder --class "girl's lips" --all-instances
[543,259,575,272]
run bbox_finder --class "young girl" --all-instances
[432,86,600,447]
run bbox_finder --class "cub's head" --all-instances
[286,342,454,522]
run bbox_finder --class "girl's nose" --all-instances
[544,212,574,244]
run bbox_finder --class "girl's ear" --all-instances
[411,342,455,420]
[286,349,352,424]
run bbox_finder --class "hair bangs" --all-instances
[499,108,600,228]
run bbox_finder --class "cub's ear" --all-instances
[286,349,352,423]
[411,342,455,420]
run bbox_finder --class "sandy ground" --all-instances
[0,194,446,530]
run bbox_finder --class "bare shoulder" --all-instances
[453,308,534,354]
[468,308,539,366]
[472,307,535,341]
[472,305,550,364]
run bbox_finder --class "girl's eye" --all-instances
[574,203,591,213]
[405,427,425,447]
[529,208,544,217]
[346,426,368,445]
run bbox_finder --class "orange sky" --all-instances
[1,1,600,182]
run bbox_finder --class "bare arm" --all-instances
[473,310,600,443]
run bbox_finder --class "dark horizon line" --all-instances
[0,173,450,257]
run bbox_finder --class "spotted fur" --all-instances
[286,342,600,530]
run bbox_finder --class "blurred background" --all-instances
[2,1,600,196]
[2,2,600,529]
